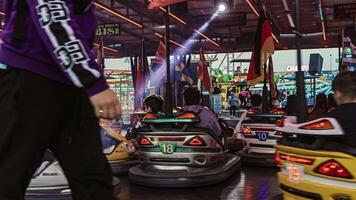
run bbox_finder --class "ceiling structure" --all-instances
[0,0,355,57]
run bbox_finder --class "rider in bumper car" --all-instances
[182,87,222,138]
[126,95,165,141]
[324,71,356,146]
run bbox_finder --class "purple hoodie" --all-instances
[0,1,108,96]
[183,105,222,137]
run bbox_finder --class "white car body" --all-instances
[235,112,283,158]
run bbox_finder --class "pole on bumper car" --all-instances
[165,6,173,117]
[295,0,307,123]
[262,63,269,112]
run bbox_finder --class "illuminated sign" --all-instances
[286,65,309,72]
[96,23,121,36]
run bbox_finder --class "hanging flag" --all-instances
[151,40,166,73]
[198,48,212,91]
[267,57,278,99]
[176,55,194,85]
[247,12,275,86]
[97,36,105,69]
[175,56,183,81]
[342,28,356,69]
[151,40,166,86]
[141,41,150,89]
[136,57,145,97]
[148,0,187,9]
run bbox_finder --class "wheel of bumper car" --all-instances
[128,113,242,187]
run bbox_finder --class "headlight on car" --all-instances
[103,145,116,155]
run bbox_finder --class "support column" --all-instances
[164,6,173,117]
[295,0,307,123]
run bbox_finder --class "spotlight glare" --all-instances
[218,4,226,12]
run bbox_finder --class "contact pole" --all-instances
[295,0,307,123]
[165,6,173,117]
[262,63,268,112]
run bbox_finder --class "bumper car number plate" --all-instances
[158,143,177,154]
[256,132,269,141]
[284,164,304,183]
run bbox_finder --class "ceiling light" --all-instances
[218,4,227,12]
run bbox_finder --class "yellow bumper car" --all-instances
[100,124,139,174]
[275,116,356,200]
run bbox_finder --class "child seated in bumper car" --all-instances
[248,94,263,114]
[324,71,356,147]
[126,95,164,140]
[182,87,222,138]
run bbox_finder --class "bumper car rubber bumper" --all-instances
[25,177,121,200]
[26,186,71,200]
[237,150,275,165]
[278,172,356,200]
[110,158,140,174]
[129,154,241,188]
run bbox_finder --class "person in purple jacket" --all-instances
[182,87,222,138]
[0,1,119,199]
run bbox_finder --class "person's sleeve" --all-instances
[26,0,108,96]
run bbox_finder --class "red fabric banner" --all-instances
[148,0,187,9]
[198,48,211,91]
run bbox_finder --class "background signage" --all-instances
[96,23,121,36]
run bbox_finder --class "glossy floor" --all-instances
[116,166,282,200]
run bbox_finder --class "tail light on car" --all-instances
[184,136,207,146]
[300,119,334,130]
[315,160,353,179]
[275,152,282,165]
[270,108,287,115]
[276,117,286,127]
[176,112,197,119]
[144,113,157,119]
[275,131,284,136]
[139,137,152,145]
[247,109,256,115]
[279,153,314,165]
[242,127,251,135]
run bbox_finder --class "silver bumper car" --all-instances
[235,110,286,165]
[26,151,120,200]
[129,112,241,187]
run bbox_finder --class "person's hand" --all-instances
[89,89,121,119]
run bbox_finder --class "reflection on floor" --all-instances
[116,166,282,200]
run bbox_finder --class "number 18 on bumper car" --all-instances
[129,113,241,187]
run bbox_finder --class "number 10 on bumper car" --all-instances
[129,112,241,187]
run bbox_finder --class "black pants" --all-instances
[0,68,114,200]
[239,95,247,107]
[230,105,238,116]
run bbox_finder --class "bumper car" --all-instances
[100,125,139,174]
[275,116,356,200]
[129,112,241,187]
[26,151,120,200]
[235,109,286,164]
